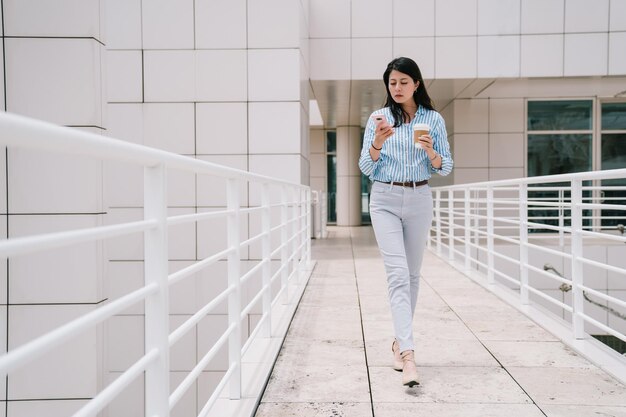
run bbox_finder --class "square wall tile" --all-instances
[9,214,101,304]
[310,39,351,80]
[196,103,248,155]
[478,36,520,78]
[143,103,195,154]
[436,0,478,36]
[196,50,247,102]
[107,315,144,371]
[435,37,477,79]
[489,99,524,133]
[392,38,435,79]
[393,0,435,36]
[107,103,144,145]
[478,0,521,35]
[7,400,87,416]
[167,169,196,207]
[170,315,196,371]
[195,261,228,315]
[8,305,97,399]
[565,0,609,32]
[3,0,100,38]
[5,38,102,126]
[196,155,248,207]
[142,0,194,49]
[195,0,246,49]
[106,261,144,315]
[453,99,489,133]
[168,207,197,261]
[489,134,524,167]
[453,134,489,168]
[248,0,300,48]
[104,160,143,208]
[249,49,300,102]
[309,0,351,38]
[521,0,564,34]
[105,208,144,261]
[248,155,303,205]
[249,102,302,154]
[489,167,524,181]
[451,168,488,184]
[143,51,195,102]
[610,0,626,31]
[352,0,393,37]
[564,33,608,76]
[197,209,249,260]
[107,50,142,102]
[609,32,626,75]
[8,148,102,213]
[352,39,393,80]
[105,0,142,49]
[521,34,564,77]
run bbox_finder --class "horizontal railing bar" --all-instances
[579,203,626,211]
[579,256,626,276]
[167,210,230,226]
[240,258,269,287]
[240,285,266,320]
[493,268,520,286]
[197,363,237,417]
[241,311,270,357]
[72,349,159,417]
[526,286,573,312]
[168,247,234,286]
[0,112,306,188]
[0,219,157,259]
[169,284,236,347]
[0,283,158,376]
[578,229,626,243]
[170,324,236,410]
[580,285,626,309]
[240,231,268,250]
[581,315,626,344]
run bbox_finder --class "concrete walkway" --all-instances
[255,226,626,417]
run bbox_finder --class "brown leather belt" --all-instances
[380,180,428,187]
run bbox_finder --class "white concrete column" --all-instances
[336,126,362,226]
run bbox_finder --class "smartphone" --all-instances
[372,114,387,125]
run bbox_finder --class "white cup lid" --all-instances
[413,123,430,130]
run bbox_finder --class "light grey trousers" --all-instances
[369,181,433,353]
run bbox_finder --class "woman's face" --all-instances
[388,70,418,106]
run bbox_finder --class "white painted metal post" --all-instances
[519,183,529,305]
[291,187,298,281]
[487,186,495,285]
[464,188,471,271]
[280,186,289,303]
[448,190,455,261]
[144,163,170,417]
[261,182,272,338]
[558,189,565,248]
[306,188,312,266]
[435,189,442,254]
[227,178,242,398]
[571,179,585,339]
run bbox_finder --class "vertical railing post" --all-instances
[464,188,471,271]
[290,187,298,280]
[558,188,565,248]
[306,188,312,266]
[300,187,306,272]
[261,182,272,338]
[571,179,585,339]
[435,189,442,254]
[519,183,529,305]
[227,178,242,399]
[473,189,480,259]
[280,186,289,303]
[144,163,170,417]
[448,190,455,261]
[487,186,495,284]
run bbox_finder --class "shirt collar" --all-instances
[416,105,425,115]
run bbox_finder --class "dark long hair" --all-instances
[383,57,435,127]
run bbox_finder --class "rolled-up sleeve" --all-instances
[358,116,379,177]
[430,115,453,176]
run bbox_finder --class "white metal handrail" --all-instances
[0,111,314,417]
[431,169,626,384]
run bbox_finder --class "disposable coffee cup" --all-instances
[413,123,430,148]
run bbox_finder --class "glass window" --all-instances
[601,102,626,130]
[528,100,592,131]
[326,131,337,223]
[527,134,592,176]
[326,131,336,153]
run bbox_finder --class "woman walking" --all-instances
[358,57,453,387]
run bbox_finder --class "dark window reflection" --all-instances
[528,100,592,131]
[528,134,592,176]
[601,103,626,130]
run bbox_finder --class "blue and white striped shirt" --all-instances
[358,105,453,182]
